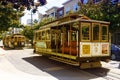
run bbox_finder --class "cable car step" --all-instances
[49,56,79,66]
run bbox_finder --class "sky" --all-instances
[21,0,120,25]
[37,0,68,14]
[21,0,68,25]
[36,0,89,14]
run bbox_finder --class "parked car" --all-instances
[111,44,120,60]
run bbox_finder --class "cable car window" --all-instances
[36,33,38,40]
[42,31,45,40]
[18,37,20,40]
[36,32,38,40]
[81,22,90,41]
[101,25,108,41]
[39,32,41,40]
[92,23,100,41]
[22,37,24,41]
[51,30,54,40]
[15,37,17,41]
[46,30,50,40]
[35,33,37,40]
[71,31,77,41]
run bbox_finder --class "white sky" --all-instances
[21,0,68,25]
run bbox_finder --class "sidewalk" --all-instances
[102,61,120,74]
[0,48,58,80]
[0,47,7,55]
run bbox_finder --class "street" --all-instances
[0,48,120,80]
[0,0,120,80]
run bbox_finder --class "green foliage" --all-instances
[0,32,2,40]
[21,17,55,44]
[78,0,120,33]
[21,26,34,40]
[22,16,56,42]
[33,17,55,30]
[0,2,24,31]
[101,0,120,33]
[78,0,103,20]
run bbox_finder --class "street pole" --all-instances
[31,10,33,28]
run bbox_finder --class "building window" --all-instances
[50,12,54,17]
[65,7,70,14]
[73,3,78,11]
[116,33,120,45]
[95,0,102,2]
[58,10,63,17]
[94,0,102,3]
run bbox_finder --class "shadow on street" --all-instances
[22,55,110,80]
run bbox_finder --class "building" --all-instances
[63,0,81,15]
[45,7,59,18]
[43,0,120,45]
[44,0,81,19]
[112,29,120,45]
[57,7,64,18]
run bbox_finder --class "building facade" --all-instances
[44,0,120,45]
[45,7,59,18]
[112,29,120,45]
[57,7,64,18]
[44,0,82,19]
[63,0,81,15]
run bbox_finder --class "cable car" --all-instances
[33,14,110,69]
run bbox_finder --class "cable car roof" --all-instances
[38,14,110,30]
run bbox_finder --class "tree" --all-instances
[101,0,120,33]
[0,0,47,31]
[0,2,24,31]
[33,17,55,30]
[1,0,47,10]
[78,0,103,20]
[78,0,120,33]
[21,16,55,45]
[21,26,34,44]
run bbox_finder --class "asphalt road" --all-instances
[0,49,120,80]
[3,49,108,80]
